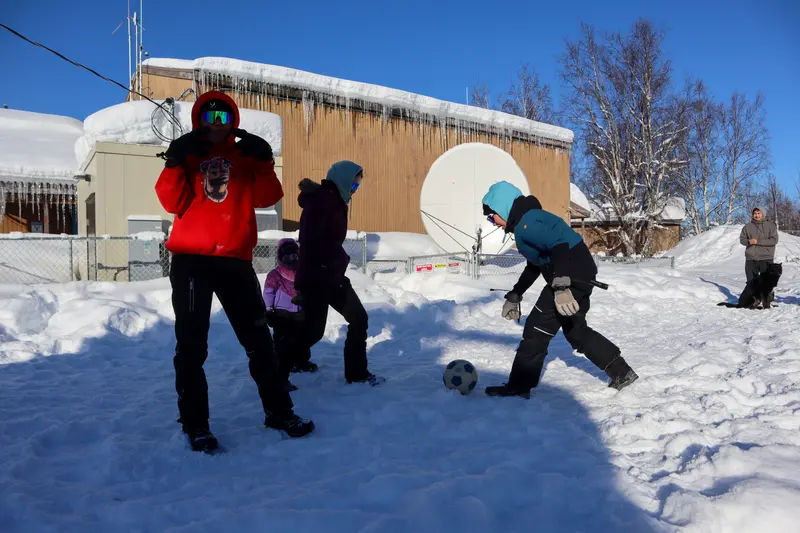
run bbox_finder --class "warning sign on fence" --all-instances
[415,261,461,273]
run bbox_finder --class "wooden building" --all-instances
[0,109,80,234]
[569,186,686,255]
[137,57,574,232]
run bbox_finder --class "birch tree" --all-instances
[561,19,687,255]
[499,63,556,124]
[721,92,770,223]
[676,79,726,233]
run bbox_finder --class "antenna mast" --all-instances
[139,0,143,98]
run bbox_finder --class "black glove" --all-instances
[291,292,304,306]
[502,291,521,321]
[163,127,211,168]
[265,310,276,327]
[232,128,273,162]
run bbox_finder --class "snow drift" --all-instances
[671,224,800,268]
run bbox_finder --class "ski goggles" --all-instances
[200,110,233,125]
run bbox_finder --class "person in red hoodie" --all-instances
[155,91,314,452]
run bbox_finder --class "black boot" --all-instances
[346,372,386,386]
[184,427,219,453]
[292,361,318,373]
[485,383,531,399]
[604,356,639,391]
[265,411,315,438]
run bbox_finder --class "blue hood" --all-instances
[482,181,523,222]
[325,160,363,204]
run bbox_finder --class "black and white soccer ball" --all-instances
[443,359,478,395]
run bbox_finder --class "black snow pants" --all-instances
[170,254,293,432]
[507,284,624,391]
[270,314,310,382]
[297,276,369,382]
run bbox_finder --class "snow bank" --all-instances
[570,183,591,212]
[671,225,800,268]
[144,57,573,144]
[75,100,282,166]
[256,230,440,260]
[0,109,82,183]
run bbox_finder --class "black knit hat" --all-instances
[199,98,234,115]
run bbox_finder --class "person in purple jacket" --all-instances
[294,161,384,386]
[263,238,307,392]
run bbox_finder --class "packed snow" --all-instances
[143,57,573,144]
[0,109,83,183]
[75,100,283,166]
[1,227,800,532]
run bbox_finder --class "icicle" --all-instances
[0,182,6,217]
[302,91,315,138]
[17,182,21,215]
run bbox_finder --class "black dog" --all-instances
[717,262,782,309]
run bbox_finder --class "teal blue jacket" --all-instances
[482,181,596,289]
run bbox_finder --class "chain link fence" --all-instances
[0,234,676,285]
[0,235,368,285]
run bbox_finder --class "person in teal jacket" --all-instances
[481,181,638,397]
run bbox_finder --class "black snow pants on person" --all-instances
[170,254,293,432]
[270,315,310,383]
[507,284,631,391]
[296,276,369,382]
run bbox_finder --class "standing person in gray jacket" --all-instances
[740,207,779,282]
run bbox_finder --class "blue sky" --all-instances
[2,0,798,190]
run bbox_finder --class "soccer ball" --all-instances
[443,359,478,395]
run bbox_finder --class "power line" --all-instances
[0,22,172,115]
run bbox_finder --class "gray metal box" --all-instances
[127,216,168,281]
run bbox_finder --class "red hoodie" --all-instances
[155,91,283,261]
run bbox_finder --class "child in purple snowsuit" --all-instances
[263,238,311,391]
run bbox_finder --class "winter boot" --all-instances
[184,427,219,453]
[292,361,319,373]
[604,356,639,391]
[485,383,531,399]
[264,411,315,438]
[346,372,386,386]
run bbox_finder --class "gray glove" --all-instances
[552,277,580,316]
[502,291,522,321]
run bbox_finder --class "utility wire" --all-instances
[0,22,178,121]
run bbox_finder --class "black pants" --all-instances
[270,314,309,382]
[745,259,771,282]
[170,254,293,431]
[298,277,369,382]
[508,285,621,391]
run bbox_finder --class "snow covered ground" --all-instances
[1,227,800,532]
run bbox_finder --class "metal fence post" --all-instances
[362,235,367,274]
[69,238,74,282]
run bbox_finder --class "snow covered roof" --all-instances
[143,57,574,145]
[0,109,83,185]
[569,183,591,215]
[75,100,282,168]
